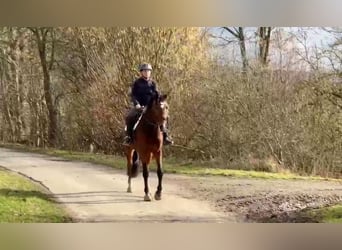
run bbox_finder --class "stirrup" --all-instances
[163,137,173,145]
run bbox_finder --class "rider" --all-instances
[123,63,173,146]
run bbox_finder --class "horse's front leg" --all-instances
[127,176,132,193]
[142,162,152,201]
[126,148,133,193]
[154,150,163,200]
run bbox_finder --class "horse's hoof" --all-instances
[154,192,162,200]
[127,187,132,193]
[144,194,152,202]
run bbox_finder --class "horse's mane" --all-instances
[147,92,161,110]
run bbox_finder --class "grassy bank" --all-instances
[0,168,72,222]
[305,205,342,223]
[0,143,340,182]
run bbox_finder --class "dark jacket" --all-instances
[130,77,159,106]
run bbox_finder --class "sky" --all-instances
[206,27,340,71]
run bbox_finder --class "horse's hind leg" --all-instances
[154,150,163,200]
[142,162,152,201]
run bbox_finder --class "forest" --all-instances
[0,27,341,177]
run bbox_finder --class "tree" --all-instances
[28,27,57,147]
[222,27,249,72]
[257,27,272,65]
[0,27,27,142]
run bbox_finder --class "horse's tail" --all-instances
[130,150,140,178]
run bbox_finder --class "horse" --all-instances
[124,93,169,201]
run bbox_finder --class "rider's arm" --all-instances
[151,81,159,96]
[130,82,140,106]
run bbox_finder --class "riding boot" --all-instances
[160,124,173,145]
[123,107,141,146]
[123,125,133,146]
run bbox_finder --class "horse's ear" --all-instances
[159,94,167,102]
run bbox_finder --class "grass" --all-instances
[0,168,72,223]
[0,142,340,182]
[305,205,342,223]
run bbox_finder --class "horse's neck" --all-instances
[141,112,160,133]
[143,111,158,124]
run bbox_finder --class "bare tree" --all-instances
[28,27,57,147]
[0,28,28,142]
[222,27,249,73]
[257,27,272,65]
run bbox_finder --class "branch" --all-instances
[209,33,236,44]
[222,27,239,38]
[48,30,55,71]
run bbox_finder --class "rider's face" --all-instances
[141,69,151,79]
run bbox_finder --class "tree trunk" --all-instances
[223,27,249,73]
[30,27,57,147]
[0,69,15,141]
[238,27,248,73]
[258,27,272,65]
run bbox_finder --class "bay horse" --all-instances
[124,93,169,201]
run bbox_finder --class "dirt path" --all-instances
[0,148,234,222]
[0,147,341,222]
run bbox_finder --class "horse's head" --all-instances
[147,93,169,124]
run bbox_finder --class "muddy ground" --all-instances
[168,174,342,222]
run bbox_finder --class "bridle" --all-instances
[133,105,165,131]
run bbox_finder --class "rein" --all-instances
[132,106,162,132]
